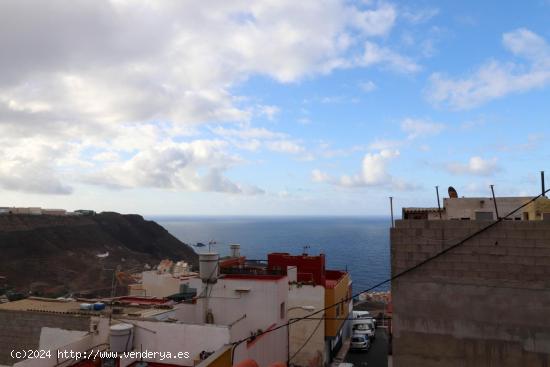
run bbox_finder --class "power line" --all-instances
[288,315,324,363]
[231,188,550,348]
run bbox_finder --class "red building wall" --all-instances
[267,253,326,285]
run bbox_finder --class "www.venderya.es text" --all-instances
[12,350,190,361]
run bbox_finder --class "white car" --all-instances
[352,319,375,340]
[350,334,370,351]
[353,310,370,319]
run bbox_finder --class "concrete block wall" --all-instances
[0,310,90,365]
[391,220,550,367]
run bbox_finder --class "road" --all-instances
[345,329,388,367]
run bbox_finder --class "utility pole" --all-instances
[435,186,442,219]
[490,185,499,220]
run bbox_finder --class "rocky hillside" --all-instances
[0,212,198,297]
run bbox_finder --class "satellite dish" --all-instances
[448,186,458,198]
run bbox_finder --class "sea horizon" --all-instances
[155,215,392,293]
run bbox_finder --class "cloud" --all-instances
[266,140,305,154]
[0,142,74,195]
[401,118,445,139]
[427,28,550,109]
[350,3,396,36]
[312,149,415,190]
[368,139,402,150]
[446,156,500,176]
[212,127,285,140]
[359,80,377,92]
[0,0,412,194]
[212,126,305,154]
[84,140,264,195]
[0,0,410,195]
[362,41,421,73]
[312,169,330,183]
[401,7,439,24]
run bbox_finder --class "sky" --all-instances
[1,0,550,216]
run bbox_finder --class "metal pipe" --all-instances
[542,171,546,198]
[490,185,499,220]
[435,186,442,219]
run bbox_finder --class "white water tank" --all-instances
[199,253,219,283]
[109,323,134,352]
[230,244,241,258]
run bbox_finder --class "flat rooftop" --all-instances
[0,297,174,319]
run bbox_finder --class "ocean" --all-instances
[153,216,391,293]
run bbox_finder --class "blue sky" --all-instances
[1,0,550,215]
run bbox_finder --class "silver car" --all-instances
[350,334,370,351]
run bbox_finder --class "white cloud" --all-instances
[257,105,280,121]
[401,7,439,24]
[312,149,414,190]
[84,140,263,195]
[212,127,285,140]
[212,126,305,155]
[312,169,330,183]
[266,140,305,154]
[368,139,402,150]
[346,149,400,186]
[427,28,550,109]
[350,3,396,36]
[0,141,74,195]
[359,80,377,92]
[0,0,418,196]
[362,41,421,73]
[401,118,445,139]
[446,156,500,176]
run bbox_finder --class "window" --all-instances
[475,211,494,221]
[280,302,285,319]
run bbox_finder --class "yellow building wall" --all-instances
[325,273,350,337]
[524,198,550,220]
[200,345,232,367]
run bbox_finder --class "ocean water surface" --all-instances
[153,216,391,293]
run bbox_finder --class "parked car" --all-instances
[353,310,377,328]
[353,310,371,319]
[352,318,376,340]
[350,334,370,351]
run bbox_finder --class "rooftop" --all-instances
[0,297,174,319]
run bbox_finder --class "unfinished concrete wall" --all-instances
[0,310,90,365]
[391,220,550,367]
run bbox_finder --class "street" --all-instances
[345,329,388,367]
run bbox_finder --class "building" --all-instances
[126,252,290,367]
[129,249,353,367]
[41,209,67,216]
[0,207,69,216]
[393,194,550,366]
[267,253,353,366]
[0,296,235,367]
[403,195,550,222]
[129,260,196,297]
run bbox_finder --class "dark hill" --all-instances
[0,212,198,296]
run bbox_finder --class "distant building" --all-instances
[403,196,550,221]
[74,210,96,216]
[0,207,71,216]
[41,209,67,216]
[393,194,550,366]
